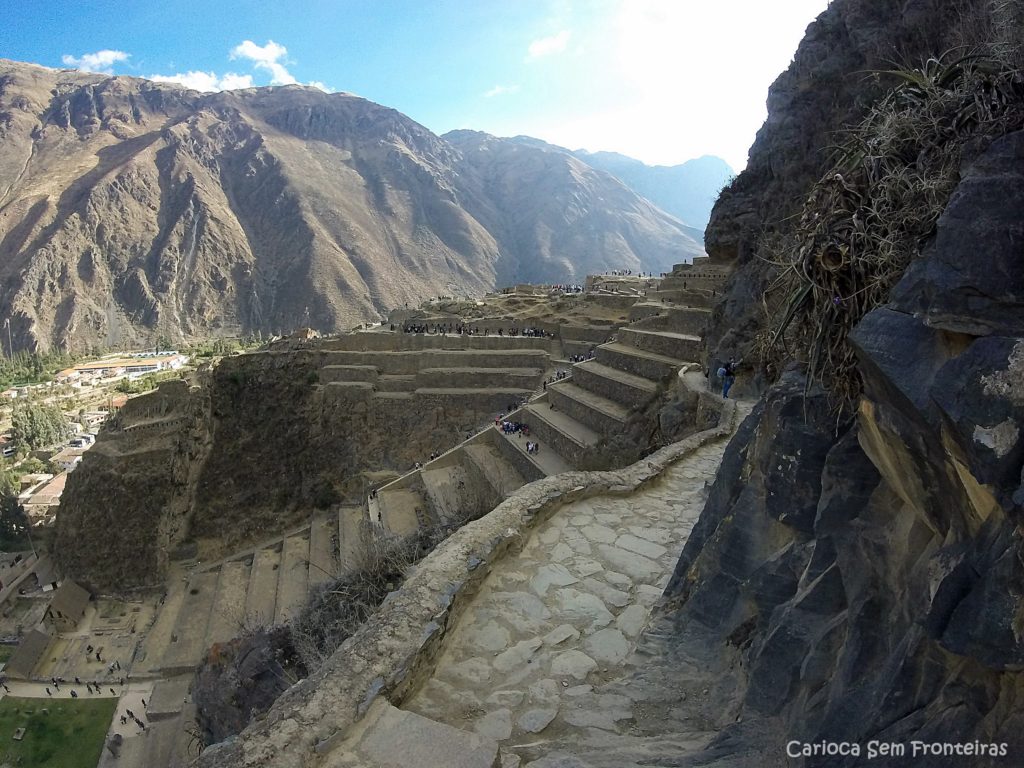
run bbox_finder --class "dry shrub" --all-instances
[289,523,436,671]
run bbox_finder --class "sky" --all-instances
[0,0,831,171]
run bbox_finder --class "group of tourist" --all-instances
[395,323,555,338]
[543,369,570,391]
[602,269,647,277]
[495,417,543,456]
[498,419,530,436]
[118,704,148,733]
[45,673,124,699]
[568,350,595,363]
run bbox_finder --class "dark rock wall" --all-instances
[701,0,1007,373]
[658,131,1024,766]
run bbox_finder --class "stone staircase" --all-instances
[370,305,705,537]
[138,509,365,675]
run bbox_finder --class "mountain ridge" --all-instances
[485,132,732,237]
[0,59,704,352]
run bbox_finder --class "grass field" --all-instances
[0,696,116,767]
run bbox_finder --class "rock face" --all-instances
[656,130,1024,765]
[700,0,1003,369]
[0,59,703,352]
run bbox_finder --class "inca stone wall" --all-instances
[56,334,547,591]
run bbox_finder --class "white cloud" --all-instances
[147,40,329,93]
[484,84,520,98]
[149,71,254,92]
[230,39,296,85]
[526,30,571,61]
[61,49,129,75]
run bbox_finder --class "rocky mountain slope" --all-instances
[0,60,703,352]
[504,134,729,239]
[443,130,702,282]
[572,150,732,235]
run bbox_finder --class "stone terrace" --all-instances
[368,298,710,536]
[135,509,363,676]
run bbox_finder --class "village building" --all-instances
[4,628,52,680]
[22,471,69,520]
[50,445,87,472]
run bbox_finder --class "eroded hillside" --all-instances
[0,60,704,353]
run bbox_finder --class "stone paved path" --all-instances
[405,437,731,767]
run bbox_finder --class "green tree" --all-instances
[0,494,30,551]
[11,401,72,451]
[0,349,77,389]
[0,467,17,498]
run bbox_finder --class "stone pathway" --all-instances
[405,437,731,767]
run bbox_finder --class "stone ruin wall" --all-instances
[55,337,548,591]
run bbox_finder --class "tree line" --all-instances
[0,349,78,390]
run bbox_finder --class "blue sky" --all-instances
[0,0,830,170]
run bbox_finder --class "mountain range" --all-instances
[0,59,717,352]
[509,135,732,237]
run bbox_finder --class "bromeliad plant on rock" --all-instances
[756,49,1024,409]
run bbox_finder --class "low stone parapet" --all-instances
[197,401,739,768]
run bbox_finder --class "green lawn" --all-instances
[0,696,117,768]
[0,646,14,664]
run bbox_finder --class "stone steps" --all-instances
[414,387,534,398]
[632,306,712,335]
[490,426,547,483]
[548,380,630,435]
[373,391,415,400]
[376,374,416,392]
[619,328,701,361]
[561,339,597,358]
[245,547,281,628]
[308,516,337,588]
[274,534,311,625]
[377,488,427,535]
[520,402,600,465]
[319,364,378,385]
[420,465,469,526]
[204,560,250,648]
[462,443,527,499]
[627,301,670,321]
[416,367,542,389]
[596,342,683,381]
[338,506,366,572]
[571,360,659,409]
[322,349,549,376]
[160,570,219,673]
[497,424,573,476]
